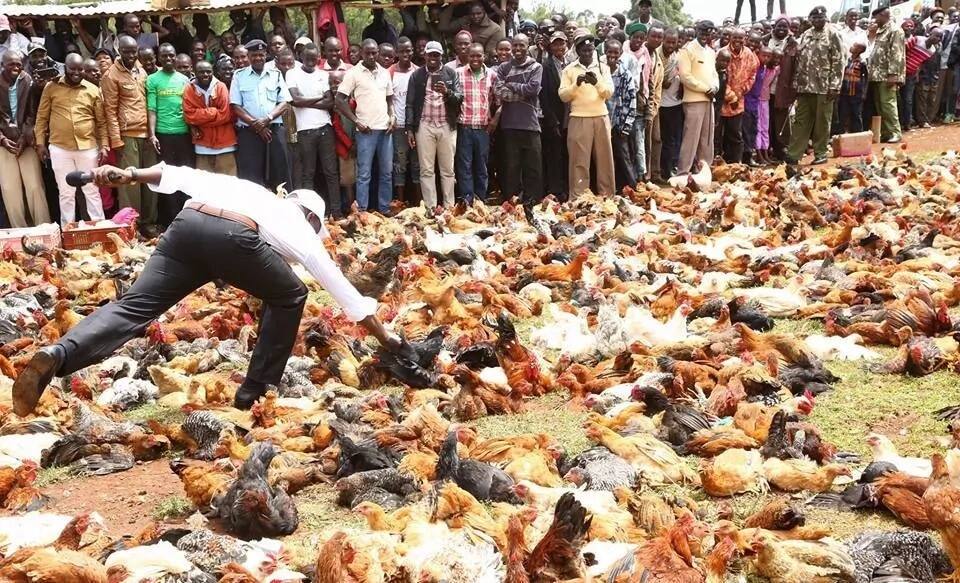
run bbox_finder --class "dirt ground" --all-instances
[37,460,188,534]
[16,121,960,543]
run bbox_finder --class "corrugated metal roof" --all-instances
[0,0,315,18]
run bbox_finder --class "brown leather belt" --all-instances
[186,202,259,232]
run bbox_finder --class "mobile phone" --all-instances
[430,73,441,86]
[35,67,59,80]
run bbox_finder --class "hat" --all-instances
[293,36,312,48]
[519,19,537,32]
[424,40,443,54]
[696,19,717,30]
[286,189,331,239]
[27,42,46,55]
[549,31,567,43]
[573,29,596,48]
[0,16,9,32]
[625,22,648,36]
[244,39,268,51]
[638,0,653,6]
[92,47,112,58]
[872,0,890,16]
[808,6,827,17]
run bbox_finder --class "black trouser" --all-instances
[237,125,290,191]
[541,127,568,198]
[735,0,756,23]
[659,105,682,178]
[838,95,864,133]
[718,114,744,163]
[156,133,195,227]
[741,108,758,162]
[297,126,342,218]
[55,209,308,389]
[611,129,636,191]
[501,129,543,205]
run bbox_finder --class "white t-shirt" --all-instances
[285,66,332,131]
[391,66,416,128]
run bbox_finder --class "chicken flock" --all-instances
[2,149,960,582]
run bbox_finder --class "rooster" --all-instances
[524,492,593,581]
[494,312,553,397]
[216,442,298,539]
[922,453,960,582]
[605,512,706,582]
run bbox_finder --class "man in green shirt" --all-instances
[146,43,193,227]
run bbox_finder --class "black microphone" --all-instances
[65,170,93,188]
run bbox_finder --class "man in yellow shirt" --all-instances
[676,20,719,177]
[559,30,615,197]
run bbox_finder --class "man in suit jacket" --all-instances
[540,31,568,199]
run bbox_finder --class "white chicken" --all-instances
[804,334,879,361]
[0,432,62,465]
[668,160,712,190]
[104,541,199,582]
[0,512,79,555]
[866,434,931,477]
[622,305,694,348]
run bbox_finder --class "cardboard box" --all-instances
[832,131,873,157]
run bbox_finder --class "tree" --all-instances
[519,1,560,25]
[627,0,691,27]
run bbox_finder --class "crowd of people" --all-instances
[0,1,953,231]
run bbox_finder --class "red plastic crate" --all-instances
[61,222,136,251]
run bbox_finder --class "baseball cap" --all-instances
[27,42,46,55]
[573,29,597,48]
[287,189,331,239]
[424,40,443,54]
[0,16,10,32]
[293,36,312,49]
[549,31,567,43]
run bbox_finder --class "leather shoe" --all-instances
[13,345,65,416]
[234,380,267,410]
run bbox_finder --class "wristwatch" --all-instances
[125,166,139,183]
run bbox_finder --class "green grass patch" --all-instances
[772,318,825,336]
[151,495,193,520]
[36,465,74,488]
[473,392,590,455]
[124,403,187,425]
[283,483,363,569]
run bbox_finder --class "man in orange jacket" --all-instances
[182,60,238,175]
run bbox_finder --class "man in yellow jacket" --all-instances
[559,30,615,197]
[676,20,720,176]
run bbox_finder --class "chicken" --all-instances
[738,323,817,368]
[215,442,298,539]
[525,492,592,581]
[613,487,676,536]
[585,422,700,485]
[867,433,932,477]
[314,530,402,583]
[605,512,706,583]
[701,448,766,497]
[750,532,856,583]
[527,247,589,283]
[743,499,807,531]
[436,427,520,503]
[871,471,931,529]
[685,426,760,457]
[169,458,232,512]
[469,433,558,464]
[145,320,207,344]
[494,313,553,397]
[433,482,507,550]
[763,458,852,493]
[922,453,960,582]
[3,461,47,512]
[0,546,108,582]
[346,240,404,299]
[38,301,84,343]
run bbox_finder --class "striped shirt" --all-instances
[458,65,496,127]
[421,77,447,127]
[905,36,933,77]
[841,58,867,98]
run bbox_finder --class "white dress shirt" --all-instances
[147,164,377,321]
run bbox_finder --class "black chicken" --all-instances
[524,492,593,579]
[808,461,897,512]
[334,467,420,507]
[631,385,710,449]
[778,361,840,396]
[760,411,804,460]
[375,350,437,388]
[346,240,405,299]
[894,229,939,264]
[455,343,499,370]
[847,531,952,583]
[217,442,298,539]
[407,326,446,369]
[728,296,773,332]
[436,428,520,503]
[335,434,396,478]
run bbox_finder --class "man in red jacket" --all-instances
[182,60,238,175]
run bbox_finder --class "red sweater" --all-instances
[181,79,237,150]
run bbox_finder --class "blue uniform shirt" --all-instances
[229,65,292,126]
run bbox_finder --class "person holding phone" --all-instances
[404,40,463,208]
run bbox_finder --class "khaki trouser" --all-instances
[196,152,238,176]
[649,112,662,180]
[416,123,457,208]
[118,136,158,224]
[677,101,715,175]
[567,115,615,196]
[0,147,49,227]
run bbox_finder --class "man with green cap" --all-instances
[867,4,905,143]
[786,6,843,165]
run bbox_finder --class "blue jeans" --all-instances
[455,127,490,202]
[355,130,393,212]
[631,120,646,179]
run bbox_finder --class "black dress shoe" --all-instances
[13,345,65,416]
[233,380,268,410]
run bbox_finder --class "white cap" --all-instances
[286,189,331,239]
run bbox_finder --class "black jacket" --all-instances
[405,65,464,132]
[539,55,565,136]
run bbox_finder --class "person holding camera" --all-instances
[558,29,614,198]
[405,40,462,208]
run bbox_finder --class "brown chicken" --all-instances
[503,506,537,583]
[705,536,739,583]
[607,512,706,583]
[700,448,765,497]
[314,531,400,583]
[685,426,760,457]
[0,547,108,582]
[743,499,807,531]
[733,401,778,443]
[468,433,558,464]
[145,320,207,344]
[452,365,523,418]
[4,461,46,512]
[525,492,592,581]
[38,301,84,344]
[737,323,815,368]
[503,447,563,487]
[613,487,676,536]
[169,458,232,511]
[922,453,960,582]
[872,471,931,529]
[762,458,851,493]
[528,247,589,283]
[494,313,554,397]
